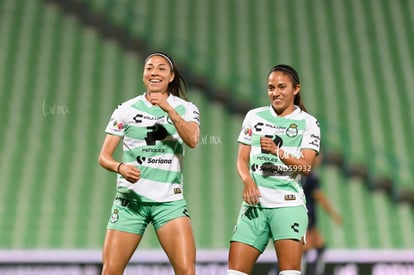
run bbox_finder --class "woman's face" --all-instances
[143,55,174,94]
[267,71,300,116]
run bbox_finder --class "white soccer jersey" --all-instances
[238,105,320,208]
[105,93,200,203]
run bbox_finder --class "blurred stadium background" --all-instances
[0,0,413,274]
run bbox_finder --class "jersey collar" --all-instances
[269,104,301,118]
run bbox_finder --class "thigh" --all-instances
[152,200,196,274]
[156,216,196,274]
[102,229,142,274]
[274,239,303,271]
[269,206,307,271]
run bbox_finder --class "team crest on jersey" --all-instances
[111,209,119,223]
[286,124,298,137]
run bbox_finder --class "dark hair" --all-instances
[145,52,188,100]
[268,64,307,112]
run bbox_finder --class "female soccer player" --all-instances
[98,52,200,275]
[228,64,320,275]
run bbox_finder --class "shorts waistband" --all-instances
[114,193,169,206]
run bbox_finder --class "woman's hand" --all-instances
[237,143,261,205]
[260,136,278,154]
[242,179,262,205]
[148,92,172,112]
[148,92,200,148]
[118,164,141,183]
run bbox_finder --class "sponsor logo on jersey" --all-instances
[134,113,166,123]
[147,158,172,164]
[256,155,279,162]
[142,148,165,153]
[133,113,143,123]
[136,155,172,165]
[254,122,264,132]
[284,194,296,200]
[193,110,200,123]
[250,163,284,176]
[309,134,320,147]
[136,156,146,165]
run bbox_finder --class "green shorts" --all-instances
[107,194,190,235]
[230,205,308,253]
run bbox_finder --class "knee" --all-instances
[101,261,125,275]
[173,262,196,275]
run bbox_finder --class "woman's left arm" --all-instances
[276,148,317,176]
[150,94,200,148]
[260,137,317,176]
[168,108,200,148]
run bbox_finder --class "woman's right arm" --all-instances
[98,134,140,183]
[237,143,261,205]
[98,134,122,172]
